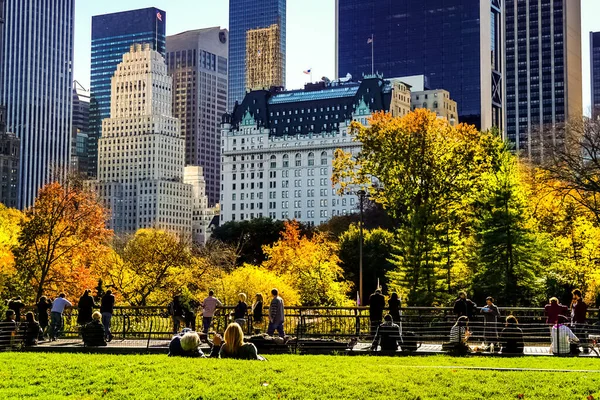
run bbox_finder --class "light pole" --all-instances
[357,189,366,304]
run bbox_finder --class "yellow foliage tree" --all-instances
[0,204,24,296]
[262,221,351,306]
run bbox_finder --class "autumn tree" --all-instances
[262,221,351,306]
[0,204,24,297]
[12,182,112,301]
[333,110,500,305]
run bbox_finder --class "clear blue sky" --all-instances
[74,0,600,114]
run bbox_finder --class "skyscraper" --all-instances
[246,24,284,91]
[228,0,286,111]
[2,0,74,208]
[88,8,166,178]
[166,27,228,206]
[93,44,202,237]
[505,0,582,160]
[591,32,600,119]
[72,82,90,175]
[336,0,503,130]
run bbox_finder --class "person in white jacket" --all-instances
[50,293,72,341]
[201,291,223,334]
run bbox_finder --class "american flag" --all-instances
[367,36,373,44]
[156,12,163,21]
[303,69,311,75]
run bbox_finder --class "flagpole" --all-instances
[371,34,374,75]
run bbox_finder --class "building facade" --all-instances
[92,44,208,238]
[591,31,600,119]
[411,90,459,126]
[184,166,216,244]
[166,28,228,206]
[336,0,503,130]
[88,8,166,178]
[220,77,391,225]
[228,0,286,111]
[0,132,19,208]
[2,0,74,208]
[72,83,90,175]
[505,0,582,160]
[389,81,411,118]
[246,24,284,91]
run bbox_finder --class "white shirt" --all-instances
[202,296,223,317]
[51,297,72,313]
[551,324,578,354]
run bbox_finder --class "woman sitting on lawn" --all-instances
[22,312,42,346]
[448,316,471,354]
[81,312,107,347]
[499,315,524,355]
[217,322,265,360]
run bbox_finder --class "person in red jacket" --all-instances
[571,289,589,352]
[544,297,568,325]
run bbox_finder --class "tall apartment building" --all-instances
[92,44,211,239]
[246,24,284,91]
[88,8,166,178]
[505,0,582,160]
[591,32,600,119]
[220,77,392,225]
[336,0,503,130]
[228,0,286,111]
[184,166,215,244]
[2,0,74,208]
[166,28,228,206]
[72,83,90,175]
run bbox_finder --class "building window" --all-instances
[270,155,276,168]
[295,153,301,167]
[283,154,289,167]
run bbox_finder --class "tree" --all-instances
[333,110,500,305]
[13,182,112,301]
[99,229,200,306]
[338,225,395,295]
[470,153,546,305]
[0,204,24,297]
[211,217,313,265]
[262,221,351,306]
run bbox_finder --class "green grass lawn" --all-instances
[1,353,600,399]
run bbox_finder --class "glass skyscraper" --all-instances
[505,0,581,160]
[336,0,503,130]
[88,7,166,178]
[591,31,600,119]
[228,0,286,112]
[2,0,74,208]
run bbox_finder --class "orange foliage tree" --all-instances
[13,182,112,301]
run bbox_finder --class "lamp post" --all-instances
[357,189,366,304]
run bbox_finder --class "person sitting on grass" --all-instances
[169,330,206,358]
[447,316,471,355]
[550,315,579,356]
[499,315,524,355]
[215,322,265,360]
[371,314,402,353]
[81,312,107,347]
[22,312,42,346]
[0,310,18,348]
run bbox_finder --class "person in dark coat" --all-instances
[571,289,589,352]
[388,293,401,326]
[499,315,524,355]
[480,296,500,346]
[168,330,217,358]
[169,295,186,334]
[7,296,25,321]
[22,312,42,346]
[252,293,264,333]
[0,310,18,348]
[183,298,199,331]
[37,296,52,339]
[453,292,477,319]
[77,290,97,326]
[100,290,115,342]
[81,312,107,347]
[544,297,569,325]
[371,314,402,352]
[233,293,248,329]
[369,289,386,336]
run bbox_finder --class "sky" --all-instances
[74,0,600,114]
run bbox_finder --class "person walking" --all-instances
[50,293,72,341]
[233,293,248,330]
[100,290,115,342]
[267,288,285,338]
[368,289,386,336]
[252,293,264,334]
[77,289,97,326]
[201,291,223,334]
[37,296,52,339]
[7,296,25,322]
[480,296,500,347]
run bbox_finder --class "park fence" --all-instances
[7,305,599,348]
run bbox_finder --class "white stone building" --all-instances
[220,77,392,226]
[90,44,212,240]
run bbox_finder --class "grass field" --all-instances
[1,353,600,399]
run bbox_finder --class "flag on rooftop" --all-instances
[367,36,373,44]
[303,69,312,75]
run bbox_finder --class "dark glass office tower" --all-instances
[505,0,581,160]
[591,32,600,119]
[3,0,74,208]
[88,8,166,178]
[336,0,503,130]
[228,0,286,112]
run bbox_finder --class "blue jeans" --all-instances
[267,321,285,337]
[50,312,63,338]
[102,312,112,339]
[202,317,213,334]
